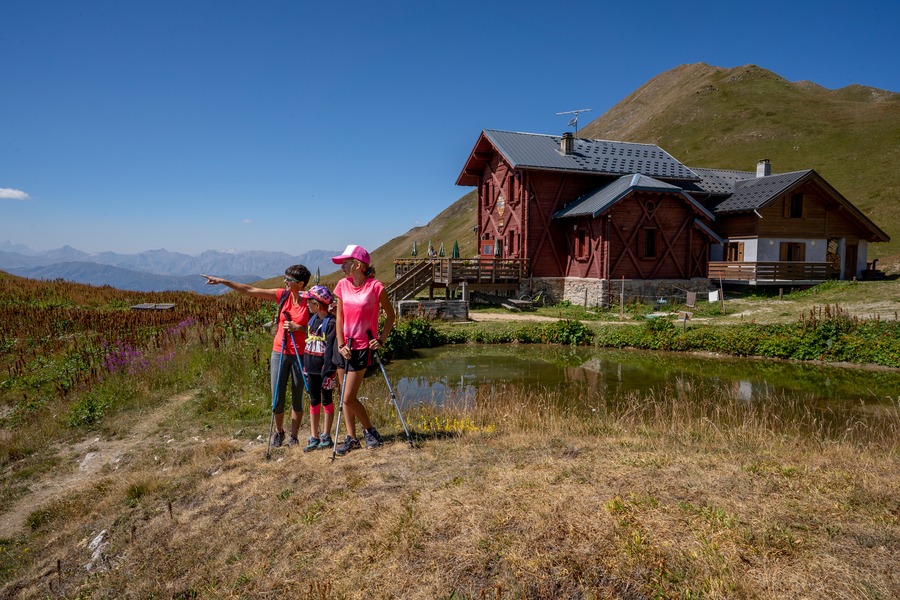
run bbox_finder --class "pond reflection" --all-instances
[383,345,899,409]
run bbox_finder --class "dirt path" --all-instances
[467,312,562,323]
[0,391,197,539]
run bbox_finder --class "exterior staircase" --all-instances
[386,260,434,303]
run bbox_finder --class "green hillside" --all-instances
[579,62,900,260]
[254,190,478,290]
[258,62,900,290]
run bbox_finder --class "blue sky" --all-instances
[2,0,899,256]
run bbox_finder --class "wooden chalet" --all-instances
[689,161,890,285]
[452,130,720,306]
[389,130,889,307]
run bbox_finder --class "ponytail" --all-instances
[365,264,376,278]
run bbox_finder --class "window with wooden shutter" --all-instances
[575,228,588,260]
[780,242,805,261]
[790,194,804,218]
[725,242,745,262]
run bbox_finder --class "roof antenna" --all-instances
[555,108,592,138]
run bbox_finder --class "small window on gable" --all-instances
[638,228,657,259]
[786,193,804,218]
[791,194,803,218]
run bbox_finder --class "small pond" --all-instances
[382,345,900,409]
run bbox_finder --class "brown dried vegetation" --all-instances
[3,378,899,599]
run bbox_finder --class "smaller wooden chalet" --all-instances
[686,160,889,284]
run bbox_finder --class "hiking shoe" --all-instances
[363,428,381,450]
[272,430,286,447]
[335,435,360,456]
[287,435,299,448]
[318,433,333,449]
[303,436,319,453]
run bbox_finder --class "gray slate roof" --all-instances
[552,174,715,220]
[688,168,813,213]
[483,130,701,182]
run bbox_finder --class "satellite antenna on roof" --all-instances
[556,108,592,138]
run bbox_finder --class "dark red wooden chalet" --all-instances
[456,130,721,281]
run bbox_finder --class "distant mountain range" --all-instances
[0,242,341,294]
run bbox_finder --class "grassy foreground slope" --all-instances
[579,62,900,260]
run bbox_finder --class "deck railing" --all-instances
[708,261,833,281]
[393,258,528,285]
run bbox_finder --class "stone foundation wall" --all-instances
[397,299,468,321]
[530,277,711,309]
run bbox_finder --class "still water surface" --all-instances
[382,345,900,408]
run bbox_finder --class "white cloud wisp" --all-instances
[0,188,32,201]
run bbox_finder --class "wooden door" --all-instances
[844,243,858,280]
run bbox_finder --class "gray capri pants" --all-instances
[270,351,305,414]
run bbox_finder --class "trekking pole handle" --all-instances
[366,329,381,347]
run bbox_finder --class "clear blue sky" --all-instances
[3,0,898,255]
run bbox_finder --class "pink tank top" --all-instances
[334,277,383,350]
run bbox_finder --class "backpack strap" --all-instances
[273,289,290,330]
[320,315,332,335]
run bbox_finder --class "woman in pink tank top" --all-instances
[331,245,395,455]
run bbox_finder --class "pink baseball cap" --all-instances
[332,245,371,265]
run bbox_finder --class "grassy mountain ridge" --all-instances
[257,62,900,291]
[579,62,900,259]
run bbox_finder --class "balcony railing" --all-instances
[393,258,528,285]
[708,261,833,282]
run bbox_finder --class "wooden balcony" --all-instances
[708,261,833,285]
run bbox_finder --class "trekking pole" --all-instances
[330,337,352,462]
[283,312,312,400]
[265,332,288,460]
[367,330,413,449]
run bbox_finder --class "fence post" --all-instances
[620,276,625,320]
[719,277,725,314]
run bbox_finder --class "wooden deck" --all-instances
[708,261,833,285]
[389,258,528,302]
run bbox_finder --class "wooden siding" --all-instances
[606,191,707,280]
[756,183,868,239]
[524,170,608,277]
[472,142,713,280]
[714,212,758,238]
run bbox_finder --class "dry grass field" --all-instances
[3,379,898,599]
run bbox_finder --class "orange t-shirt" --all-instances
[272,289,309,355]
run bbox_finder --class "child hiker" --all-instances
[202,266,310,448]
[331,245,395,455]
[302,285,337,452]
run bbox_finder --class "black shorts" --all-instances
[340,348,373,373]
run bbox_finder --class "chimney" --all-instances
[756,159,771,178]
[561,132,574,155]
